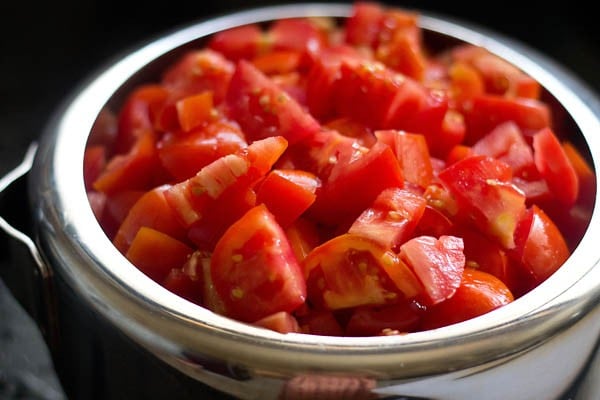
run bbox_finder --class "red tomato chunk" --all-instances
[86,1,596,336]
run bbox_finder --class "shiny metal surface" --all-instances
[24,3,600,399]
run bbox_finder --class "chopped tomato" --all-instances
[512,205,570,282]
[348,187,426,250]
[375,130,433,188]
[309,141,404,226]
[304,234,423,310]
[211,204,306,322]
[125,227,193,283]
[463,94,551,143]
[158,120,247,181]
[532,127,579,207]
[226,60,320,144]
[113,185,187,254]
[208,24,265,61]
[420,268,514,330]
[438,155,527,249]
[162,49,234,106]
[346,302,421,336]
[87,3,593,336]
[256,169,319,228]
[93,130,159,195]
[399,235,465,305]
[253,311,301,334]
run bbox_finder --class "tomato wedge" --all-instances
[211,204,306,322]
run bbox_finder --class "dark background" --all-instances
[1,1,599,399]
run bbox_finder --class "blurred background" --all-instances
[1,1,599,398]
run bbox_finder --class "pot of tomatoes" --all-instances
[1,2,598,399]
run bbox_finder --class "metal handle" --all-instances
[0,142,59,354]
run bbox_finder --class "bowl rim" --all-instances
[32,2,600,379]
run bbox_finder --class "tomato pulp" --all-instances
[86,2,595,336]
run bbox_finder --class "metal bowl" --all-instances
[2,3,599,400]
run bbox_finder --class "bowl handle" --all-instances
[0,142,60,355]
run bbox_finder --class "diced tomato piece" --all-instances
[305,45,364,120]
[512,205,570,282]
[211,204,306,322]
[162,49,234,104]
[349,187,426,250]
[472,121,536,178]
[126,227,194,283]
[325,117,376,147]
[256,169,319,228]
[309,141,404,226]
[162,268,202,305]
[112,185,187,254]
[463,94,551,143]
[532,127,579,207]
[269,18,324,56]
[448,61,485,103]
[253,311,301,334]
[346,302,421,336]
[252,50,302,75]
[285,218,321,263]
[114,85,168,154]
[208,24,266,61]
[226,60,320,144]
[93,130,159,195]
[87,191,107,223]
[562,141,596,208]
[452,44,540,99]
[297,309,345,336]
[420,268,514,330]
[84,145,107,191]
[344,2,385,47]
[158,120,247,181]
[399,235,465,305]
[438,155,527,249]
[375,130,433,188]
[175,91,215,132]
[414,205,454,237]
[304,234,423,310]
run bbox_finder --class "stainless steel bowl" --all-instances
[1,3,599,400]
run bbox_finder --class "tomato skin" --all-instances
[211,204,306,322]
[298,309,345,336]
[533,127,579,207]
[226,60,320,145]
[125,227,194,283]
[420,268,514,330]
[399,235,465,305]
